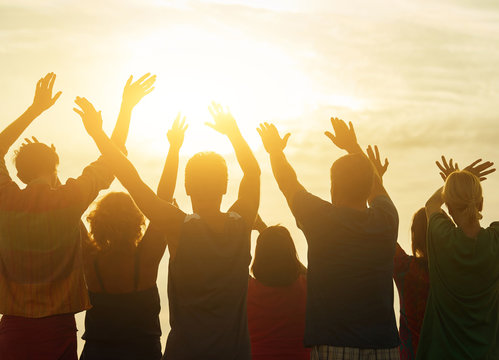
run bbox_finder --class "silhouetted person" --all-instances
[417,157,499,359]
[0,73,126,359]
[366,145,429,360]
[80,193,164,360]
[257,119,400,359]
[77,73,160,360]
[75,99,260,360]
[247,217,310,360]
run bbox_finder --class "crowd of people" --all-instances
[0,72,498,360]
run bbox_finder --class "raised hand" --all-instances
[436,156,459,181]
[167,113,188,150]
[73,97,103,137]
[122,73,156,108]
[206,102,240,137]
[367,145,389,177]
[257,122,290,154]
[20,136,56,152]
[30,73,62,115]
[324,117,360,153]
[464,159,495,181]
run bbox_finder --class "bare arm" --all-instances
[207,103,261,227]
[252,214,268,234]
[157,113,187,202]
[111,73,155,151]
[73,97,185,234]
[257,122,305,205]
[0,73,61,157]
[325,117,389,202]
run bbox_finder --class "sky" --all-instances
[1,0,499,353]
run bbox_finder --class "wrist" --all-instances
[347,143,362,154]
[26,104,43,117]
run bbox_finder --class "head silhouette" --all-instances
[252,226,304,287]
[185,152,228,202]
[330,153,374,206]
[443,170,483,225]
[14,142,59,185]
[411,207,427,258]
[87,192,145,251]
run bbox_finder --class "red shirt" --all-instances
[393,243,429,360]
[247,275,310,360]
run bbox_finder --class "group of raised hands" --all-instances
[26,72,496,192]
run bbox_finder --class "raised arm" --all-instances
[257,122,305,205]
[427,156,496,219]
[73,97,185,234]
[157,113,187,202]
[325,117,389,202]
[111,73,155,152]
[0,73,61,157]
[207,102,261,226]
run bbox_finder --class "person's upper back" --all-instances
[166,211,252,360]
[247,274,310,360]
[290,190,399,348]
[417,212,499,359]
[0,157,113,317]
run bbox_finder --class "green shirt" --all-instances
[417,212,499,360]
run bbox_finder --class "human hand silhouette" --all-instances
[20,136,56,152]
[436,156,495,181]
[206,102,240,137]
[257,122,290,154]
[367,145,389,177]
[73,97,103,137]
[324,117,359,153]
[167,113,188,150]
[30,73,62,115]
[122,73,156,108]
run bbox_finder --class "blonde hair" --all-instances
[443,170,483,223]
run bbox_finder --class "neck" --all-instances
[191,197,223,218]
[28,174,54,188]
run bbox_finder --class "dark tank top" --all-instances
[82,251,161,343]
[164,213,252,360]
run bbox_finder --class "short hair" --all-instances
[443,170,483,223]
[411,207,428,259]
[14,142,59,183]
[330,153,374,203]
[251,226,306,287]
[87,192,145,251]
[185,152,228,197]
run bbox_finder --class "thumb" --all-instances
[324,131,335,142]
[282,133,291,148]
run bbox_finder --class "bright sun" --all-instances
[115,25,364,156]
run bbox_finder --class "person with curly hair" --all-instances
[80,192,166,360]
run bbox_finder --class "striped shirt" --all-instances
[0,157,113,318]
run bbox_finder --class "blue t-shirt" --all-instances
[291,191,400,348]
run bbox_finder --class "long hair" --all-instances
[411,207,427,259]
[251,226,306,287]
[87,192,145,251]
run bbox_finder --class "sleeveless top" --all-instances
[165,213,252,360]
[82,251,161,343]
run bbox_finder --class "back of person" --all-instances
[393,208,429,360]
[80,193,164,360]
[393,250,429,360]
[247,274,310,360]
[292,192,400,348]
[0,180,91,318]
[165,212,252,360]
[417,214,499,359]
